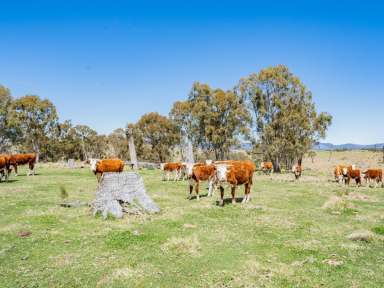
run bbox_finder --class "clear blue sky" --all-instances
[1,0,383,144]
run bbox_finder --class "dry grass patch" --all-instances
[161,234,201,256]
[322,196,356,214]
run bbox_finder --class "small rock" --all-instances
[347,230,374,242]
[183,223,197,229]
[64,240,71,244]
[17,230,32,238]
[323,258,343,266]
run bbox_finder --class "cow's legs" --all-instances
[219,186,224,206]
[231,186,236,205]
[188,179,194,199]
[207,180,214,197]
[195,181,200,201]
[13,164,18,176]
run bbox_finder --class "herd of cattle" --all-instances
[1,154,383,205]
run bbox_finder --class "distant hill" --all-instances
[313,143,384,151]
[236,141,384,151]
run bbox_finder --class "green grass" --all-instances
[1,165,384,287]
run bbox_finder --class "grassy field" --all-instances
[1,152,384,287]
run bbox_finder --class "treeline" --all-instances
[0,65,332,171]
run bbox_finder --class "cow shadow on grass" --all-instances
[1,179,19,183]
[215,197,245,206]
[187,193,210,200]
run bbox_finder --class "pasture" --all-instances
[1,151,384,287]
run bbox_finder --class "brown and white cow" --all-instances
[292,160,302,180]
[160,162,184,181]
[0,155,10,182]
[89,158,125,182]
[334,164,346,184]
[363,168,383,188]
[260,161,273,174]
[186,163,216,200]
[215,160,256,206]
[342,165,362,187]
[9,153,37,176]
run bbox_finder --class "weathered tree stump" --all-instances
[92,172,160,219]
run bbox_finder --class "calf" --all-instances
[0,156,9,182]
[334,165,346,184]
[160,162,184,181]
[9,153,37,176]
[215,160,256,206]
[342,165,362,187]
[292,160,302,180]
[260,161,273,174]
[186,163,216,200]
[89,158,125,182]
[363,168,383,188]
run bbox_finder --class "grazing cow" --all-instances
[260,161,273,174]
[215,160,256,206]
[292,160,302,180]
[0,155,9,182]
[363,168,383,188]
[160,162,184,181]
[186,163,216,200]
[334,165,346,184]
[342,165,362,186]
[9,153,37,176]
[89,158,124,182]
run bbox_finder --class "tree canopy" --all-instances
[171,82,251,160]
[237,65,332,171]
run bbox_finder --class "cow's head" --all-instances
[342,167,348,176]
[89,158,99,172]
[185,163,194,177]
[215,164,230,182]
[160,163,165,170]
[351,164,356,170]
[205,159,213,165]
[260,162,265,169]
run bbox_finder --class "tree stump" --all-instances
[91,172,160,219]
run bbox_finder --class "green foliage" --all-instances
[130,112,180,162]
[0,85,15,151]
[171,82,251,160]
[8,95,58,160]
[372,226,384,235]
[237,65,332,171]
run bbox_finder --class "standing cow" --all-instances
[215,160,256,206]
[89,158,125,182]
[334,164,346,184]
[342,165,362,187]
[160,162,184,181]
[260,161,273,174]
[186,163,216,200]
[292,160,302,180]
[363,168,383,188]
[9,153,37,176]
[0,155,10,182]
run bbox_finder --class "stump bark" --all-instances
[92,172,160,219]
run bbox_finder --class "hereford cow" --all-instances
[89,158,125,182]
[9,153,37,176]
[363,168,383,188]
[215,160,256,206]
[160,162,184,181]
[0,155,10,182]
[186,163,216,200]
[260,161,273,174]
[334,165,346,184]
[292,160,302,180]
[342,165,362,187]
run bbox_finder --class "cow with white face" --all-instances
[214,160,256,206]
[187,163,216,200]
[89,158,99,173]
